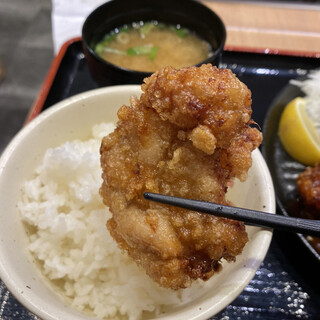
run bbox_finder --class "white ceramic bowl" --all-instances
[0,85,275,320]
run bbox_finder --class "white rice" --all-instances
[18,123,208,320]
[290,69,320,135]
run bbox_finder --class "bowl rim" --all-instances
[0,85,275,320]
[81,0,226,75]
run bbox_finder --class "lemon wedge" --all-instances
[278,97,320,166]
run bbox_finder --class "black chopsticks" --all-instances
[143,192,320,237]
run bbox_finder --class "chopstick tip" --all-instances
[143,192,152,200]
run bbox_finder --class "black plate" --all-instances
[262,76,320,263]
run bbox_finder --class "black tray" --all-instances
[2,39,320,320]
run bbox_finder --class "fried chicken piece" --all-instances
[100,64,262,289]
[297,163,320,214]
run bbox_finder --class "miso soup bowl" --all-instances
[82,0,226,86]
[0,86,275,320]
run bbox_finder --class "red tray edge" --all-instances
[24,37,82,125]
[25,37,320,124]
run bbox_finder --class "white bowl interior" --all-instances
[0,85,275,320]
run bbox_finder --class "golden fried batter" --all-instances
[100,64,262,289]
[297,163,320,213]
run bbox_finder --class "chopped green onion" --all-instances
[95,33,117,53]
[126,45,152,55]
[116,32,130,44]
[176,28,188,38]
[126,48,136,56]
[102,47,126,55]
[140,22,155,36]
[126,45,159,60]
[169,25,189,38]
[149,46,158,61]
[95,43,104,55]
[156,23,165,29]
[118,25,131,33]
[103,33,117,43]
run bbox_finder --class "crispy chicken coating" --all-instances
[297,163,320,214]
[100,64,262,289]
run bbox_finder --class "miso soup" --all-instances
[94,21,213,72]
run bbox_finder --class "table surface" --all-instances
[0,1,320,320]
[205,1,320,55]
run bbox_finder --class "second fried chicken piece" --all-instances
[297,163,320,214]
[100,64,262,289]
